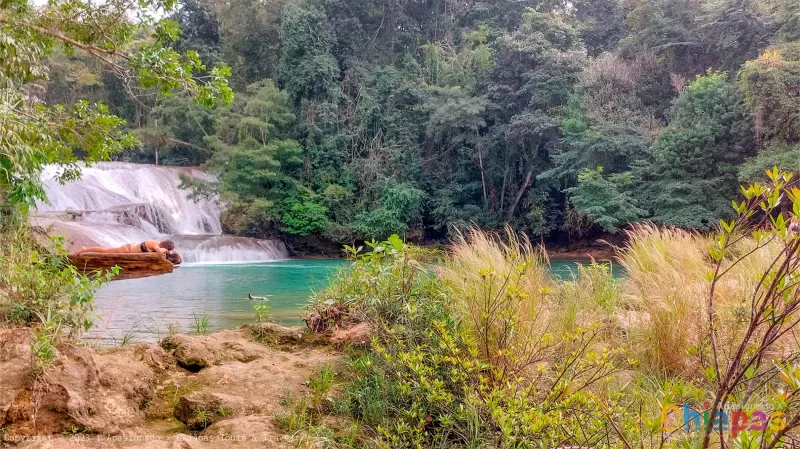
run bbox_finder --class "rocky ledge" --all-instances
[68,253,174,280]
[0,323,365,448]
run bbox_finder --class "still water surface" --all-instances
[88,258,621,344]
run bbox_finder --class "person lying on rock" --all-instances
[75,239,176,257]
[75,240,182,265]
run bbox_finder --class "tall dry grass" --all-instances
[440,226,552,374]
[442,226,550,308]
[617,223,787,375]
[439,224,787,378]
[617,224,710,374]
[552,262,621,335]
[440,226,624,377]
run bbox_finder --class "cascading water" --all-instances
[33,162,288,263]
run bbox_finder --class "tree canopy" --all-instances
[17,0,800,242]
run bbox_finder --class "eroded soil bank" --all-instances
[0,324,349,448]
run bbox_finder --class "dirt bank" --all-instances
[546,245,617,262]
[0,325,342,448]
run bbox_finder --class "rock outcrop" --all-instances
[174,392,245,430]
[68,252,174,280]
[161,334,215,372]
[246,323,309,347]
[0,327,337,448]
[0,328,155,436]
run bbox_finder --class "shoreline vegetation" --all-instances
[291,240,617,262]
[3,170,800,448]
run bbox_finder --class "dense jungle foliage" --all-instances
[29,0,800,244]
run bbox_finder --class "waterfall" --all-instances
[33,162,288,264]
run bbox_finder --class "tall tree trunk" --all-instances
[499,159,509,217]
[507,166,534,221]
[477,147,488,206]
[154,117,160,166]
[135,103,143,128]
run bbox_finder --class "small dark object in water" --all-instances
[248,293,270,301]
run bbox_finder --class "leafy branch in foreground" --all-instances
[0,0,231,379]
[698,168,800,449]
[0,0,233,215]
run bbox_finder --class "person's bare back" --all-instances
[75,239,175,256]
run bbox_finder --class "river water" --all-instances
[87,258,621,344]
[88,259,343,344]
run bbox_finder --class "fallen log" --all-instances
[68,252,174,280]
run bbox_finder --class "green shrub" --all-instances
[307,364,336,408]
[253,303,271,323]
[281,197,329,236]
[314,232,634,448]
[30,309,61,377]
[0,227,115,334]
[352,178,424,239]
[0,226,115,378]
[192,311,210,335]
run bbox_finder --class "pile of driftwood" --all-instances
[303,304,373,347]
[303,305,350,332]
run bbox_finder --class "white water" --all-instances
[34,162,288,263]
